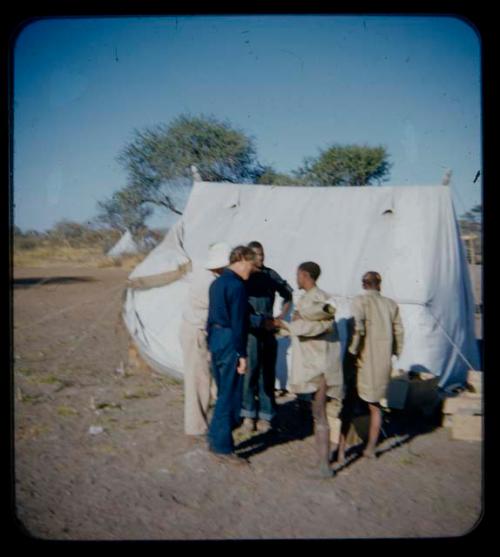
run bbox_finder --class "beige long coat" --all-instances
[180,268,217,435]
[279,286,343,399]
[348,289,404,403]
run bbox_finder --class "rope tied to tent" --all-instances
[327,293,477,373]
[425,305,478,372]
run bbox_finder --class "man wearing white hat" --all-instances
[180,242,231,437]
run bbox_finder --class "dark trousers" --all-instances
[241,331,277,422]
[207,328,244,454]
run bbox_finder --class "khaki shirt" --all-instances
[279,286,343,399]
[348,289,404,403]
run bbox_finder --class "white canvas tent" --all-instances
[107,229,140,257]
[123,181,480,389]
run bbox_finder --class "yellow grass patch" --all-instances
[13,244,146,268]
[36,374,62,385]
[57,405,79,417]
[123,388,161,400]
[93,444,118,454]
[16,424,50,440]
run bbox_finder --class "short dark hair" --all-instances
[247,241,263,251]
[362,271,382,287]
[229,245,257,264]
[298,261,321,281]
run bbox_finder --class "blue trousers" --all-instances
[241,331,277,422]
[207,328,244,454]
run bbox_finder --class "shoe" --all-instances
[242,418,255,432]
[257,420,272,433]
[211,452,249,467]
[256,419,272,433]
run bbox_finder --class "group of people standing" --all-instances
[180,242,404,477]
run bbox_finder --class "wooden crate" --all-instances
[466,370,483,394]
[443,393,482,416]
[443,415,453,428]
[451,414,482,441]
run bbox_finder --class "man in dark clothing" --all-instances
[206,245,261,464]
[241,241,293,433]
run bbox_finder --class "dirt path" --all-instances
[13,265,482,540]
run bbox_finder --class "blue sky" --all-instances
[13,15,482,232]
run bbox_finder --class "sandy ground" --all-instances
[12,265,483,540]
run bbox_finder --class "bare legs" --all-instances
[364,402,382,458]
[337,400,381,463]
[336,419,350,465]
[311,376,333,477]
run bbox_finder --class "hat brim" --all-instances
[204,258,228,270]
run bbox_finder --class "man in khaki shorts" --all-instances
[338,271,404,461]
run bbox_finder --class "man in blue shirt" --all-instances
[206,245,260,464]
[241,241,293,433]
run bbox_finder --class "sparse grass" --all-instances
[21,373,71,392]
[16,388,44,404]
[57,405,79,417]
[95,401,123,411]
[13,243,146,269]
[14,244,104,267]
[152,373,183,386]
[15,367,36,377]
[97,254,146,269]
[96,257,123,268]
[36,374,62,385]
[16,424,50,440]
[123,419,160,430]
[123,388,161,400]
[93,444,118,454]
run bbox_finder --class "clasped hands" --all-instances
[263,311,301,332]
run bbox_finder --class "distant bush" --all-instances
[12,221,155,267]
[14,236,38,250]
[46,220,120,250]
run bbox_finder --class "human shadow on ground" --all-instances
[13,276,97,289]
[330,403,444,472]
[235,390,443,464]
[236,373,444,465]
[235,396,314,460]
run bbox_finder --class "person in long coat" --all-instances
[275,262,343,477]
[180,243,230,436]
[338,271,404,461]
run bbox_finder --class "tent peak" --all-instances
[191,165,202,182]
